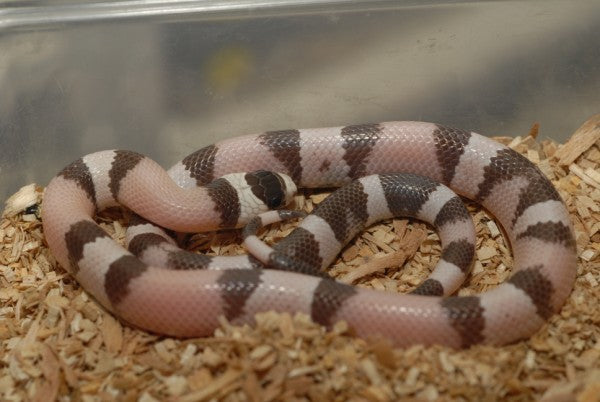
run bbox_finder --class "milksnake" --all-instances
[41,121,577,348]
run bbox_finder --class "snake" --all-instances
[41,121,576,348]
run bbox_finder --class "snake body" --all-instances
[42,121,576,347]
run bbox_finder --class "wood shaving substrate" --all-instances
[1,116,599,402]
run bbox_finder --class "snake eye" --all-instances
[267,193,284,209]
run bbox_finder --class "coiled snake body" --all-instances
[42,121,576,348]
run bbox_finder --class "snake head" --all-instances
[219,170,297,227]
[244,170,297,209]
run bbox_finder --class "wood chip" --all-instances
[555,113,600,166]
[2,184,40,218]
[569,164,600,189]
[486,220,501,238]
[100,314,123,353]
[478,245,499,261]
[339,226,426,284]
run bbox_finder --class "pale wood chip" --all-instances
[288,365,320,378]
[580,249,597,262]
[250,345,277,371]
[187,368,213,391]
[2,184,40,218]
[199,346,223,367]
[527,149,540,164]
[164,375,187,396]
[583,272,598,287]
[486,220,501,238]
[585,167,600,184]
[555,114,600,166]
[100,314,123,353]
[29,344,60,402]
[310,193,329,204]
[570,164,600,189]
[138,392,160,402]
[439,352,455,374]
[339,252,407,284]
[360,358,382,385]
[405,366,421,387]
[508,136,524,149]
[477,246,497,261]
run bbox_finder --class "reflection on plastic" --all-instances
[0,0,599,202]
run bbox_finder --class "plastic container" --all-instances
[1,0,599,202]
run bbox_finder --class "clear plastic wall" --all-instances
[1,0,599,201]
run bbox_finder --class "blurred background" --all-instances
[1,0,599,201]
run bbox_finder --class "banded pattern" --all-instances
[127,214,267,272]
[243,173,476,297]
[42,121,577,348]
